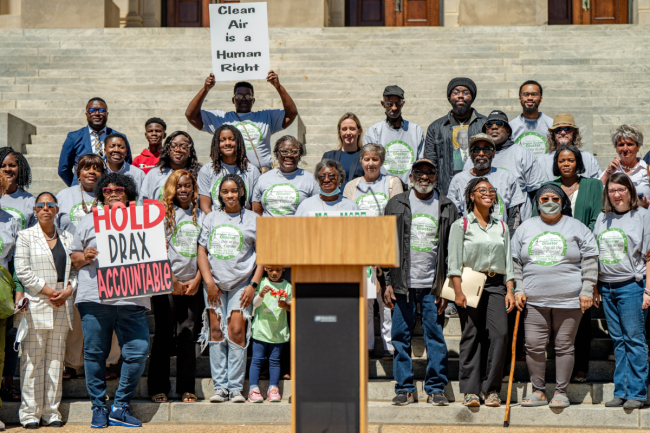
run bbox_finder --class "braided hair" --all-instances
[217,173,246,221]
[210,124,249,175]
[464,177,495,215]
[0,147,32,191]
[156,131,202,178]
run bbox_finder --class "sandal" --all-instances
[182,392,197,402]
[63,367,78,380]
[549,394,570,408]
[105,371,118,381]
[521,393,548,407]
[0,386,21,402]
[151,393,167,403]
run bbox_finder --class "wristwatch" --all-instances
[250,282,259,289]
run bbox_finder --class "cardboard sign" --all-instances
[307,210,378,217]
[93,200,172,301]
[209,3,270,81]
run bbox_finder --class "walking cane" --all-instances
[504,308,521,428]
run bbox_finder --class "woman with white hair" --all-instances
[294,159,359,216]
[601,124,649,208]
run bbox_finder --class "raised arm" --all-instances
[267,71,297,129]
[185,73,216,131]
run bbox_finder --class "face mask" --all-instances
[320,187,340,197]
[14,316,28,353]
[540,200,561,216]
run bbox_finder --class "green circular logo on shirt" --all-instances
[211,177,250,203]
[383,141,415,175]
[69,202,103,226]
[367,266,372,278]
[598,228,628,265]
[263,183,300,215]
[235,121,263,151]
[172,221,201,258]
[410,213,439,252]
[208,224,243,260]
[528,231,567,266]
[0,236,4,256]
[516,132,548,158]
[491,194,505,219]
[3,207,25,230]
[356,192,389,215]
[158,188,164,201]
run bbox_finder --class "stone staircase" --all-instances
[3,25,650,193]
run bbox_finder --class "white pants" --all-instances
[19,307,70,425]
[367,296,393,352]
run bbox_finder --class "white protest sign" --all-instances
[93,200,172,301]
[209,3,270,82]
[307,210,378,217]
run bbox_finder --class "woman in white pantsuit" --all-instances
[15,192,76,428]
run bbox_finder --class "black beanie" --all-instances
[447,77,477,100]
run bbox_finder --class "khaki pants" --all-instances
[64,304,120,369]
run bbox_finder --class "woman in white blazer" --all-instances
[15,191,77,429]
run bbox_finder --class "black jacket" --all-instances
[382,189,460,296]
[322,149,364,191]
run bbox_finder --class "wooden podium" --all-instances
[257,216,399,433]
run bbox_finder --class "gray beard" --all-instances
[413,183,434,194]
[473,160,491,171]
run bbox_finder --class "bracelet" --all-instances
[644,290,650,297]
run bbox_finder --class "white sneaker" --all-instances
[230,390,246,403]
[210,389,229,403]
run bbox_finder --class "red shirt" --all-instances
[132,148,160,174]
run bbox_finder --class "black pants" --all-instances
[572,307,592,376]
[148,290,204,396]
[457,276,508,395]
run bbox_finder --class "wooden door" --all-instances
[385,0,439,26]
[548,0,572,24]
[588,0,628,23]
[348,0,385,26]
[550,0,628,24]
[167,0,210,27]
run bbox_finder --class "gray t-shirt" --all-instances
[593,208,650,283]
[0,188,35,230]
[352,174,392,216]
[197,161,260,211]
[509,112,554,158]
[408,189,439,288]
[167,206,205,282]
[70,213,150,308]
[140,166,173,202]
[251,168,319,217]
[294,195,359,216]
[448,167,527,222]
[200,109,286,170]
[539,150,603,182]
[364,119,425,185]
[198,208,258,291]
[511,216,598,309]
[0,210,19,271]
[55,186,101,232]
[107,162,146,198]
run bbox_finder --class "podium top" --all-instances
[256,216,399,267]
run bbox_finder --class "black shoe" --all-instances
[605,398,626,407]
[427,392,449,406]
[42,421,63,427]
[623,399,644,409]
[23,422,39,429]
[392,391,414,406]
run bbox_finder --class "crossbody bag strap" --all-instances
[234,112,262,168]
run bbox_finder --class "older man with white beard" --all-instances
[381,158,459,407]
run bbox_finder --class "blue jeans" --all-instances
[77,302,150,408]
[200,281,253,392]
[391,288,448,395]
[249,338,283,388]
[600,278,649,401]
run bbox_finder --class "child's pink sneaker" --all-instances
[247,388,264,403]
[267,387,282,402]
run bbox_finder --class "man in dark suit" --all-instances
[58,97,132,186]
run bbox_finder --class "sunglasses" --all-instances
[555,127,574,133]
[383,100,404,108]
[87,108,107,115]
[234,94,253,101]
[485,120,506,128]
[35,202,57,210]
[412,169,436,178]
[470,147,494,155]
[539,196,561,203]
[279,150,300,157]
[318,173,338,181]
[103,187,125,196]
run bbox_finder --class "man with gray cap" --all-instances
[448,133,526,233]
[364,85,425,186]
[424,77,487,195]
[463,110,545,219]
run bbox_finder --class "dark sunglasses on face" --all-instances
[279,150,300,157]
[485,121,506,128]
[318,173,338,181]
[412,169,436,178]
[540,196,561,203]
[470,147,494,155]
[35,202,57,210]
[555,127,574,133]
[383,100,404,108]
[87,108,107,115]
[234,94,253,101]
[103,187,125,196]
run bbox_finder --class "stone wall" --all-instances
[458,0,548,26]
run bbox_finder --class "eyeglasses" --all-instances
[555,127,574,133]
[470,147,494,155]
[608,187,628,196]
[383,100,404,108]
[35,202,57,210]
[103,187,125,197]
[539,196,561,203]
[485,121,506,128]
[473,187,497,196]
[234,94,253,101]
[318,173,338,181]
[412,169,436,178]
[169,144,191,151]
[452,90,471,97]
[87,108,107,115]
[521,92,540,98]
[279,150,300,157]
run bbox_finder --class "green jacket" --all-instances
[532,176,603,231]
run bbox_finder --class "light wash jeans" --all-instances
[200,278,253,392]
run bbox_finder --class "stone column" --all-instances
[116,0,143,27]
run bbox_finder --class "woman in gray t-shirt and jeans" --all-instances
[512,184,598,408]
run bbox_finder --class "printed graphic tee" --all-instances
[509,113,554,158]
[352,174,393,216]
[0,210,19,271]
[166,206,205,282]
[407,189,439,288]
[294,195,359,216]
[252,277,292,344]
[0,188,35,230]
[251,168,319,217]
[197,161,260,211]
[56,186,102,232]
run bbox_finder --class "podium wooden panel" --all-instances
[257,217,398,433]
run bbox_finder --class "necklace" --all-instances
[44,229,58,241]
[321,196,339,211]
[622,160,639,171]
